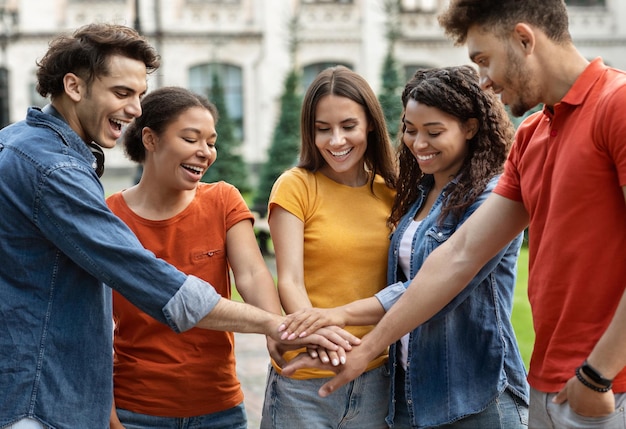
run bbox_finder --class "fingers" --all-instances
[319,370,353,398]
[282,352,340,377]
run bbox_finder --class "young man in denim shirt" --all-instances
[0,23,355,429]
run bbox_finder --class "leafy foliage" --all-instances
[252,68,302,216]
[201,72,250,193]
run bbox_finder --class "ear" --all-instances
[465,118,479,140]
[63,73,84,102]
[142,127,158,153]
[513,23,535,55]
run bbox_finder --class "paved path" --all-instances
[235,332,271,429]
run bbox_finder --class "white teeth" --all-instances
[417,153,437,161]
[182,164,203,173]
[331,148,351,157]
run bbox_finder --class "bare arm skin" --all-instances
[279,296,386,340]
[269,205,352,365]
[282,194,529,396]
[553,186,626,416]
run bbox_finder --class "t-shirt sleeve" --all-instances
[268,168,309,222]
[220,182,254,230]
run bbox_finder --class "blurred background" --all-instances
[0,0,622,207]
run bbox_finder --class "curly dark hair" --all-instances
[438,0,571,45]
[388,65,514,227]
[299,65,397,191]
[36,23,160,99]
[123,86,219,164]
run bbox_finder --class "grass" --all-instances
[234,245,534,369]
[512,245,533,369]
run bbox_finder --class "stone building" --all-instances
[0,0,622,193]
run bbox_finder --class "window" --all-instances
[189,63,244,140]
[404,64,434,81]
[302,61,352,91]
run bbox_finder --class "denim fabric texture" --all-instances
[0,107,220,428]
[261,364,390,429]
[375,176,529,428]
[116,404,247,429]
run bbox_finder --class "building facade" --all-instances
[0,0,623,191]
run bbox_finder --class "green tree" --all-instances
[378,51,404,141]
[201,71,250,194]
[378,0,404,142]
[252,68,302,217]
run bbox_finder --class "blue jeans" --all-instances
[529,387,626,428]
[116,403,247,429]
[261,364,390,429]
[393,374,528,428]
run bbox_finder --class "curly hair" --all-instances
[123,86,218,163]
[388,65,514,227]
[299,65,397,191]
[438,0,571,45]
[36,23,160,99]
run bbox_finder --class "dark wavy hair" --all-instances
[388,65,514,227]
[36,23,160,99]
[123,86,219,163]
[438,0,571,45]
[298,65,397,191]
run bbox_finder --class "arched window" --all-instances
[189,63,244,140]
[302,61,352,91]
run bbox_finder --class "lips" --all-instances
[181,163,204,175]
[330,147,352,157]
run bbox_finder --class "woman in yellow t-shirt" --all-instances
[260,66,397,429]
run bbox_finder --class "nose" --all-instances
[478,72,492,91]
[330,129,344,146]
[127,95,142,118]
[404,132,428,152]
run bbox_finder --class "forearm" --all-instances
[195,297,281,334]
[586,287,626,379]
[342,296,385,326]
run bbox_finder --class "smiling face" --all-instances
[402,99,476,187]
[314,94,370,186]
[72,55,148,148]
[144,106,218,191]
[467,25,541,117]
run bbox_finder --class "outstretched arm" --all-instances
[283,194,529,396]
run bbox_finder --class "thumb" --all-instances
[319,373,350,398]
[553,387,567,404]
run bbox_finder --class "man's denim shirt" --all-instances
[0,107,220,428]
[375,176,529,428]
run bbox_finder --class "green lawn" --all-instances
[512,245,533,369]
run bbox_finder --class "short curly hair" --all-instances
[438,0,571,45]
[36,23,160,99]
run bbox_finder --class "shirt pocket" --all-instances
[190,248,225,265]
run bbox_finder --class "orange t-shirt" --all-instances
[107,182,253,416]
[495,59,626,393]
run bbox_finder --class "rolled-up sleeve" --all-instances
[162,275,221,333]
[374,281,408,312]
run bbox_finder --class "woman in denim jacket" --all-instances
[280,66,529,428]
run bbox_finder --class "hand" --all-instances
[279,307,346,340]
[553,375,615,417]
[282,341,373,397]
[307,346,345,367]
[271,320,360,351]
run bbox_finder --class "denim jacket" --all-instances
[0,107,220,428]
[375,176,529,428]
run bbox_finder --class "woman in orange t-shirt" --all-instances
[107,87,281,429]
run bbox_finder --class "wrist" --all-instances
[575,361,613,393]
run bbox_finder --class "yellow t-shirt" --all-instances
[269,167,395,378]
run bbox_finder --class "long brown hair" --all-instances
[298,65,397,190]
